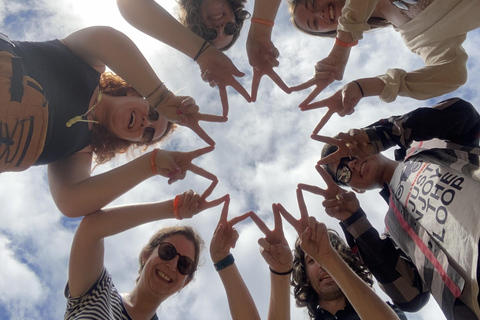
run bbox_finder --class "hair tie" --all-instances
[353,80,364,97]
[269,267,293,275]
[251,17,274,27]
[173,195,182,220]
[335,37,358,48]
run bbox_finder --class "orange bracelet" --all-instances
[173,195,182,220]
[150,149,159,175]
[335,37,358,48]
[251,17,274,27]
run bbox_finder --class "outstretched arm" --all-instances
[68,185,226,298]
[210,198,260,320]
[48,146,215,218]
[301,217,401,320]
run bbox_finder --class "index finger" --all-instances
[188,164,216,181]
[276,203,298,229]
[251,69,263,102]
[297,183,327,197]
[312,109,335,135]
[315,164,337,187]
[218,86,229,117]
[188,145,215,160]
[249,211,272,236]
[267,70,291,94]
[228,78,251,103]
[229,211,251,226]
[219,196,230,222]
[188,123,215,146]
[272,203,284,232]
[296,188,309,221]
[290,78,317,92]
[198,113,228,123]
[200,176,218,200]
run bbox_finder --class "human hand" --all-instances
[300,216,335,263]
[298,166,359,221]
[313,130,374,166]
[196,46,251,117]
[291,52,349,108]
[276,188,311,236]
[176,109,227,146]
[301,82,363,134]
[249,204,293,273]
[246,33,290,102]
[154,93,198,125]
[154,145,215,184]
[173,173,227,219]
[210,196,250,263]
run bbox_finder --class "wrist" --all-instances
[214,253,235,271]
[150,149,159,175]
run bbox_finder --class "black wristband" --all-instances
[269,267,293,276]
[353,80,364,97]
[214,254,235,271]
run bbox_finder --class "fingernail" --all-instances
[175,167,181,172]
[167,173,172,178]
[346,143,351,148]
[336,195,341,200]
[176,110,183,114]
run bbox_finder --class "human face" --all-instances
[200,0,237,49]
[327,154,385,190]
[141,235,196,296]
[105,95,169,142]
[294,0,344,33]
[304,254,343,301]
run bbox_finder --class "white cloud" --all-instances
[2,0,480,319]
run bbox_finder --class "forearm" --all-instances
[117,0,205,59]
[319,251,400,320]
[49,151,155,217]
[267,272,290,320]
[217,263,261,320]
[365,98,480,154]
[337,0,379,42]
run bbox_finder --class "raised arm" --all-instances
[301,216,401,320]
[210,197,260,320]
[250,205,292,320]
[48,146,215,218]
[68,184,226,297]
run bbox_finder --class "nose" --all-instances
[214,24,225,36]
[347,158,357,171]
[141,115,153,128]
[166,255,180,271]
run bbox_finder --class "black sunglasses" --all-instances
[203,22,240,41]
[141,106,161,142]
[335,156,356,185]
[157,242,196,276]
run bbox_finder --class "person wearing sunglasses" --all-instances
[117,0,252,118]
[0,26,226,219]
[65,185,227,319]
[312,98,480,319]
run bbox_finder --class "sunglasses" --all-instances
[142,106,161,142]
[203,22,240,41]
[335,156,356,185]
[157,242,196,276]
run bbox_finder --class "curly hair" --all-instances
[291,229,373,319]
[177,0,250,51]
[136,225,205,283]
[91,72,175,164]
[287,0,391,38]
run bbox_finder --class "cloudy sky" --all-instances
[1,0,480,319]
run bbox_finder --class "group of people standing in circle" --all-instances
[1,0,480,319]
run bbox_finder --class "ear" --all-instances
[352,187,366,194]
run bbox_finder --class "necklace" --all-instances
[65,90,102,128]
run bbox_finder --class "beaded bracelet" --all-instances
[251,17,274,27]
[173,195,182,220]
[335,37,358,48]
[269,267,293,276]
[214,254,235,271]
[150,149,159,175]
[153,87,171,111]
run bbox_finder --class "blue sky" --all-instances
[1,0,480,319]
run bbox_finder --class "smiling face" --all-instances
[293,0,345,33]
[140,234,196,297]
[199,0,237,49]
[102,94,169,143]
[326,154,388,191]
[304,254,344,301]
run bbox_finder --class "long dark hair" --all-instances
[291,229,373,318]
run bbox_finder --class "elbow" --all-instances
[394,292,430,312]
[52,193,99,219]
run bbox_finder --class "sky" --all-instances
[1,0,480,319]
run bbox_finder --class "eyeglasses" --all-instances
[157,242,196,276]
[142,106,160,142]
[203,22,240,41]
[335,156,356,185]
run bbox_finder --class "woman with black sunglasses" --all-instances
[1,26,224,218]
[65,184,227,319]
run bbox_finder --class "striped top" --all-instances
[64,267,158,320]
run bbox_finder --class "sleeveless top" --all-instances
[12,39,100,165]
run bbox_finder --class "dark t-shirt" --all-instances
[12,39,100,164]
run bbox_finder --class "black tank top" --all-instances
[12,39,100,165]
